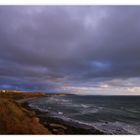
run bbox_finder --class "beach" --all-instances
[1,91,139,135]
[0,91,105,134]
[24,95,140,134]
[21,100,105,134]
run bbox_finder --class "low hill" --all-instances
[0,91,51,134]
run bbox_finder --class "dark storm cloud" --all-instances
[0,6,140,92]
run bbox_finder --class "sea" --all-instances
[28,95,140,134]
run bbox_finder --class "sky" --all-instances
[0,6,140,95]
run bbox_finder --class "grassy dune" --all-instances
[0,91,47,100]
[0,91,51,134]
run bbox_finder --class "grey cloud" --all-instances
[0,6,140,92]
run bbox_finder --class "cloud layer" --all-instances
[0,6,140,94]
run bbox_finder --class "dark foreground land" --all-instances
[0,90,105,135]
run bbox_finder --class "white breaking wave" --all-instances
[90,121,140,134]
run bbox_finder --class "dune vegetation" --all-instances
[0,91,51,134]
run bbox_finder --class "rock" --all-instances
[52,128,59,134]
[49,123,67,130]
[52,128,64,134]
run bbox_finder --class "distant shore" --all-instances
[0,90,105,134]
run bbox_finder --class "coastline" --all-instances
[19,97,106,135]
[0,91,133,135]
[0,91,105,135]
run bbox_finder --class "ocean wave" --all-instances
[27,96,140,134]
[90,121,140,134]
[29,103,49,112]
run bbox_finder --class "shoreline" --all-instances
[0,91,133,135]
[0,91,135,135]
[19,98,106,135]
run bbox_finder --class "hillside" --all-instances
[0,91,51,134]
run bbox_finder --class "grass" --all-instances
[0,91,47,100]
[0,91,51,134]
